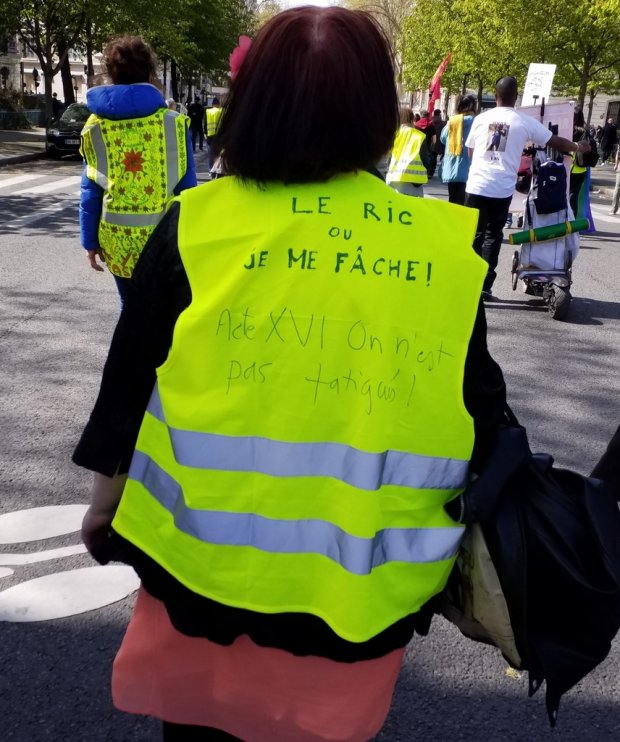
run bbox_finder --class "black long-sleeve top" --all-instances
[73,201,507,662]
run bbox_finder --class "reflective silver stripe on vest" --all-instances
[164,112,181,196]
[129,450,464,574]
[87,124,109,190]
[101,209,166,227]
[147,385,469,491]
[403,163,427,176]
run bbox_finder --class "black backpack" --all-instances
[576,131,599,168]
[532,160,567,215]
[444,413,620,727]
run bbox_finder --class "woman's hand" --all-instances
[82,505,116,564]
[81,472,127,563]
[87,248,106,272]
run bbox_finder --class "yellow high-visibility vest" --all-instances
[205,106,223,137]
[387,125,428,185]
[81,108,189,277]
[113,170,486,642]
[571,157,587,175]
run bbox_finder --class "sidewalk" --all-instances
[589,162,617,199]
[0,128,47,166]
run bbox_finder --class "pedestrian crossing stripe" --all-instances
[0,173,81,196]
[0,505,139,622]
[3,199,75,230]
[11,175,81,195]
[0,173,42,189]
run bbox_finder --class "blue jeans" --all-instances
[113,274,131,309]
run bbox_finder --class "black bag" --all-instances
[532,160,568,214]
[576,130,599,168]
[443,412,620,726]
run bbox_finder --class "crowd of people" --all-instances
[73,7,616,742]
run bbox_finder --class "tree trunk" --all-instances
[577,58,591,109]
[461,74,468,95]
[477,78,483,112]
[59,46,76,105]
[85,22,95,81]
[43,68,53,124]
[162,57,168,95]
[170,58,179,101]
[586,88,596,126]
[443,87,451,115]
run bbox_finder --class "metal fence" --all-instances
[0,109,46,129]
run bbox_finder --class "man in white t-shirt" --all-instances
[464,77,589,298]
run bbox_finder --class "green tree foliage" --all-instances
[402,0,523,107]
[88,0,253,82]
[344,0,415,82]
[3,0,89,120]
[533,0,620,109]
[2,0,254,118]
[253,0,282,30]
[401,0,620,111]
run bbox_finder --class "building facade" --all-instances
[1,34,102,104]
[0,35,21,92]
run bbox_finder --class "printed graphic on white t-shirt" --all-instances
[465,107,552,198]
[486,123,510,153]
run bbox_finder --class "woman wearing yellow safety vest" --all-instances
[386,105,430,197]
[74,8,507,741]
[205,96,223,174]
[80,36,196,306]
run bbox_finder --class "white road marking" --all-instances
[429,192,618,231]
[0,173,45,190]
[0,568,14,578]
[0,504,87,544]
[0,544,87,565]
[12,175,81,195]
[589,204,619,227]
[3,199,75,230]
[0,566,140,622]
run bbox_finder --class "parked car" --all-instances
[46,103,90,158]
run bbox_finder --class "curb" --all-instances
[0,151,46,167]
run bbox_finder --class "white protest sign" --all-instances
[521,63,557,107]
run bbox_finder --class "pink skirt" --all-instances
[112,587,405,742]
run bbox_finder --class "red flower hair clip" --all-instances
[229,35,252,80]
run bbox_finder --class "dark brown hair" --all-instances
[219,6,398,183]
[456,94,477,114]
[103,36,158,86]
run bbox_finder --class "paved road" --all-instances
[1,157,619,741]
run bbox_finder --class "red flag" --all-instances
[428,52,453,113]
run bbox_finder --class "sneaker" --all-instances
[608,210,617,215]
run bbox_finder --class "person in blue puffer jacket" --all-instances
[80,36,196,305]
